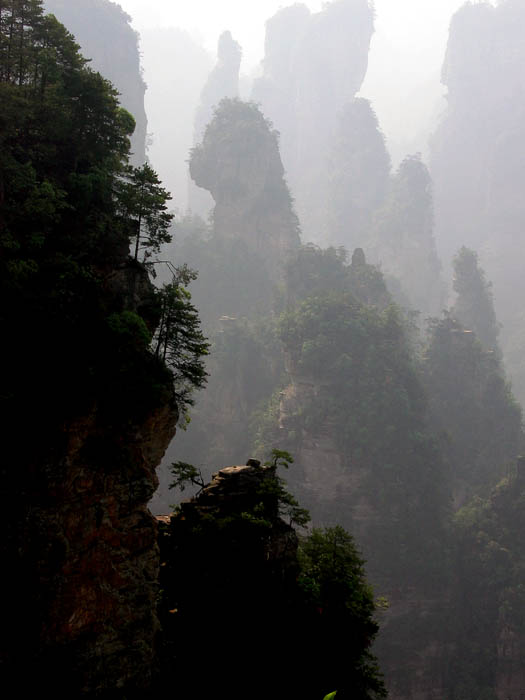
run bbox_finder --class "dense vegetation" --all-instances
[0,1,207,430]
[159,451,386,700]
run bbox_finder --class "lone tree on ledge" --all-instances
[116,162,173,262]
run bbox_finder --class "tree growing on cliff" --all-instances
[116,162,173,261]
[153,265,209,412]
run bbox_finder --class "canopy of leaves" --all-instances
[266,287,450,590]
[0,2,206,428]
[283,244,391,311]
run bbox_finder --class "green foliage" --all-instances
[262,450,310,528]
[283,244,391,311]
[297,527,387,699]
[1,1,143,423]
[264,448,294,469]
[259,285,450,590]
[298,526,375,618]
[0,2,207,430]
[115,162,173,261]
[106,310,152,347]
[169,461,205,492]
[444,469,525,697]
[152,266,209,414]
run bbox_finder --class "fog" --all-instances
[118,0,488,171]
[7,0,525,696]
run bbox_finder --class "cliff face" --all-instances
[7,401,177,694]
[0,7,181,691]
[252,0,374,242]
[430,0,525,404]
[327,98,391,251]
[449,463,525,700]
[4,263,179,694]
[278,361,453,700]
[43,0,148,164]
[153,100,300,507]
[369,155,445,317]
[193,31,242,144]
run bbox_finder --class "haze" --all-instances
[117,0,492,162]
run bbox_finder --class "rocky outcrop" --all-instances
[190,98,300,269]
[252,0,374,242]
[2,249,179,694]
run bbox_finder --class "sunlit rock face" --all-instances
[43,0,147,165]
[190,98,300,268]
[430,0,525,403]
[252,0,374,242]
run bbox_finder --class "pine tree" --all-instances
[153,265,209,412]
[116,162,173,262]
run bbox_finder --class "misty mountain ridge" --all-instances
[4,0,525,698]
